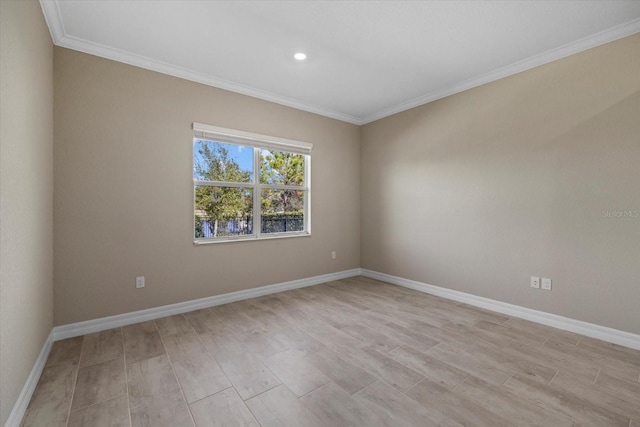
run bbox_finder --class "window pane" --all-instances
[194,139,253,183]
[260,150,305,186]
[261,189,304,233]
[195,186,253,238]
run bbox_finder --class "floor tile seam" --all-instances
[59,342,119,425]
[467,341,558,382]
[449,373,471,392]
[400,376,480,424]
[44,279,640,427]
[241,390,269,427]
[121,327,133,427]
[301,349,378,396]
[585,373,640,413]
[537,338,549,350]
[64,335,88,427]
[78,329,112,369]
[154,320,198,427]
[572,340,640,372]
[355,311,436,349]
[399,376,428,397]
[159,330,187,364]
[155,314,194,338]
[262,344,290,360]
[298,377,338,406]
[43,351,83,370]
[292,379,333,400]
[594,368,602,385]
[539,340,612,375]
[425,344,496,381]
[71,357,127,410]
[381,321,447,349]
[65,351,125,420]
[199,334,246,365]
[597,375,640,398]
[317,316,384,349]
[290,330,328,360]
[351,379,381,399]
[499,373,576,427]
[306,343,417,397]
[225,347,285,403]
[555,380,639,425]
[511,370,634,423]
[501,373,515,387]
[397,370,426,394]
[241,381,282,403]
[384,344,402,354]
[506,347,596,382]
[67,393,129,416]
[185,384,234,407]
[78,354,123,370]
[330,341,426,388]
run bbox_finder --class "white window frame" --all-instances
[193,122,312,244]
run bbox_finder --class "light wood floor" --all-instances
[22,276,640,426]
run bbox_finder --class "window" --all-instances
[193,123,311,243]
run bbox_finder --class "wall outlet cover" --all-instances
[542,278,552,290]
[531,277,540,289]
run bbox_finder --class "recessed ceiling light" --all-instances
[294,52,307,61]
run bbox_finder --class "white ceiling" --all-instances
[41,1,640,125]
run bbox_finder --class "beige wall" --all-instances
[361,34,640,335]
[54,47,361,325]
[0,1,54,424]
[2,13,637,420]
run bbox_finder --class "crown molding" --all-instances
[38,1,361,125]
[361,17,640,124]
[39,1,640,127]
[39,0,64,43]
[55,34,363,125]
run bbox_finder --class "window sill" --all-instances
[194,231,311,245]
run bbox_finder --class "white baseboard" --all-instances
[7,268,361,426]
[9,266,639,426]
[362,269,640,351]
[5,331,54,427]
[53,268,362,341]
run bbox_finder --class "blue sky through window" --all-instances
[194,139,254,181]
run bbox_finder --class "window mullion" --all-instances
[304,154,311,233]
[253,147,261,238]
[193,129,310,243]
[194,180,251,188]
[259,183,306,191]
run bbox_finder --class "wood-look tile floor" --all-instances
[22,276,640,426]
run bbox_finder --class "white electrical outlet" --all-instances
[331,251,336,260]
[136,276,145,289]
[541,278,552,291]
[530,277,540,289]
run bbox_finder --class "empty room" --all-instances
[2,1,640,426]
